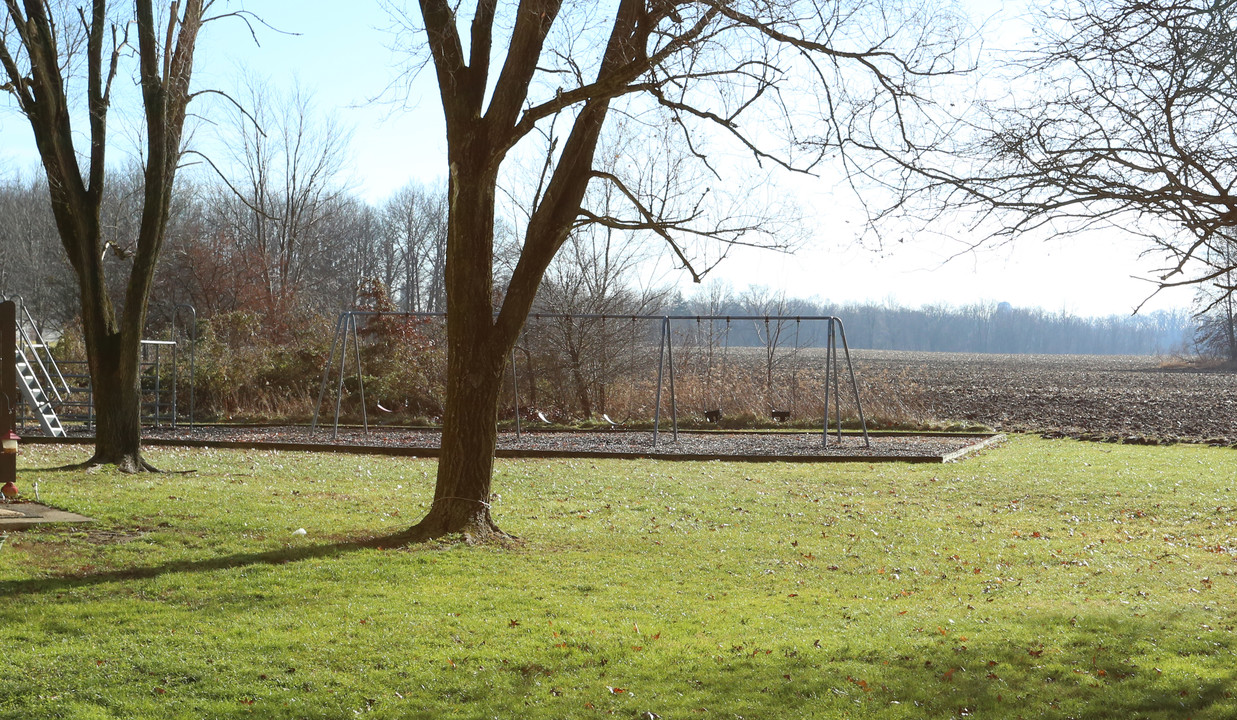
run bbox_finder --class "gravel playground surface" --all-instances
[132,426,996,463]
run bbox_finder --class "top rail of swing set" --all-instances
[312,311,870,448]
[321,310,856,323]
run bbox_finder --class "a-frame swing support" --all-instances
[312,311,369,440]
[649,315,869,449]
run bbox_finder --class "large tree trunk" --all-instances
[402,340,508,542]
[45,176,151,472]
[73,248,152,471]
[401,0,644,543]
[86,330,146,471]
[400,153,515,543]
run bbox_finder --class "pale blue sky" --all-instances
[0,1,1197,317]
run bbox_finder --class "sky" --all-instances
[0,1,1198,318]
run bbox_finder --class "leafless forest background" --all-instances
[3,163,1214,436]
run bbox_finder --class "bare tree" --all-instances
[386,0,968,542]
[153,180,250,318]
[532,225,671,418]
[1,0,210,470]
[381,182,448,313]
[1192,240,1237,363]
[206,79,352,329]
[321,195,385,310]
[516,127,679,418]
[739,285,793,412]
[897,0,1237,306]
[684,280,735,410]
[0,173,76,323]
[1192,292,1237,362]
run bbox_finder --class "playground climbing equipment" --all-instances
[3,295,198,435]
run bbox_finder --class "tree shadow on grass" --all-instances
[0,530,412,598]
[664,626,1237,720]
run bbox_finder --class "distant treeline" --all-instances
[829,302,1191,355]
[669,294,1192,356]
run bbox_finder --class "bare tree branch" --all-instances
[890,0,1237,306]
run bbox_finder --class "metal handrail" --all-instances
[3,294,70,402]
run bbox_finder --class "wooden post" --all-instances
[1,301,16,487]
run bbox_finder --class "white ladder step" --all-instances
[14,347,66,438]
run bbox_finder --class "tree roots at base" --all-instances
[54,453,163,474]
[387,508,518,547]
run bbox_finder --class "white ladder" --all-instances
[5,295,71,438]
[15,346,66,437]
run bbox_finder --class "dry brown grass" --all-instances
[521,346,933,430]
[190,337,936,432]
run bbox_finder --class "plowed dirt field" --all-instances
[854,351,1237,444]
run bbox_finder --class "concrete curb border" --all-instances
[940,433,1007,463]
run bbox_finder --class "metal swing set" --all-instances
[313,311,869,448]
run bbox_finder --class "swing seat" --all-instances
[771,410,791,422]
[704,409,722,423]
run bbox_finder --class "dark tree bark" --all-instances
[1,0,208,471]
[394,0,966,541]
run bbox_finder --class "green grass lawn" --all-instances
[1,436,1234,719]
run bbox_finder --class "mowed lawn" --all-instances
[1,436,1234,719]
